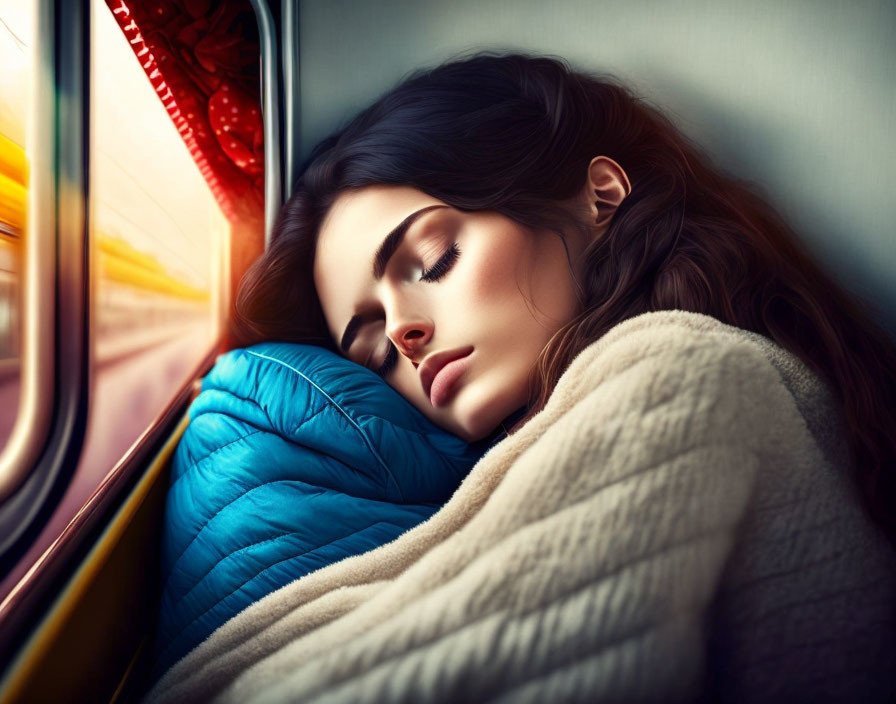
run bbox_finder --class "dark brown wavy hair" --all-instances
[231,52,896,540]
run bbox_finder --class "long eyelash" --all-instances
[374,342,399,378]
[419,243,460,282]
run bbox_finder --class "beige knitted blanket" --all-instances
[145,310,896,703]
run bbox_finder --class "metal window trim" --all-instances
[282,0,299,205]
[249,0,282,249]
[0,0,58,503]
[0,0,90,563]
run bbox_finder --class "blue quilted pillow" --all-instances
[151,342,496,678]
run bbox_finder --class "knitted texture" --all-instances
[145,310,896,703]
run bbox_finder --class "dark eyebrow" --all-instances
[340,204,447,353]
[372,204,447,280]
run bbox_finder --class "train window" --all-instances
[88,0,228,472]
[0,0,266,611]
[0,3,30,453]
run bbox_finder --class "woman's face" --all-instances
[313,185,587,442]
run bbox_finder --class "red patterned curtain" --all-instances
[103,0,265,229]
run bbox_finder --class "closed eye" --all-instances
[374,342,399,378]
[419,243,460,282]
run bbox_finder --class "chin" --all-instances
[450,395,518,444]
[452,423,493,444]
[439,405,494,443]
[426,372,529,443]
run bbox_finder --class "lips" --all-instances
[419,346,474,407]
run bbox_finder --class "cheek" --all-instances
[458,230,575,330]
[457,234,529,312]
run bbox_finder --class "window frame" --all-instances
[0,0,90,568]
[251,0,282,247]
[282,0,299,208]
[0,0,282,670]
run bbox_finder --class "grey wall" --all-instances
[294,0,896,335]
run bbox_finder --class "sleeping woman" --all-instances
[153,53,896,702]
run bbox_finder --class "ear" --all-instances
[580,156,632,233]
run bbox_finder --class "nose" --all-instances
[386,316,433,367]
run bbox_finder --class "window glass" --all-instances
[86,0,228,472]
[0,2,31,451]
[0,0,265,610]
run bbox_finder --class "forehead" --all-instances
[313,185,443,335]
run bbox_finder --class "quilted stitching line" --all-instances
[162,429,267,588]
[162,346,412,592]
[215,385,279,433]
[162,477,297,594]
[292,401,328,433]
[173,490,328,607]
[245,350,404,501]
[168,428,263,491]
[156,519,403,668]
[168,381,285,494]
[195,384,279,434]
[161,472,425,599]
[175,498,433,611]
